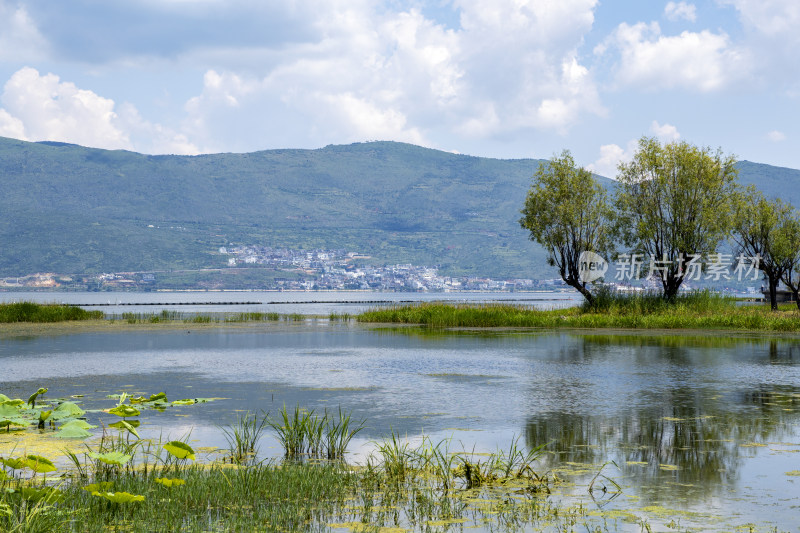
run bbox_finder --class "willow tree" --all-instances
[732,187,800,310]
[519,150,614,305]
[615,137,738,300]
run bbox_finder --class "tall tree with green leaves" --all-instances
[614,137,738,300]
[732,187,800,310]
[781,213,800,310]
[519,150,614,305]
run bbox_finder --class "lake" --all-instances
[2,312,799,531]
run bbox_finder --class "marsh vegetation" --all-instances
[358,290,800,331]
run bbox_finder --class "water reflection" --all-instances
[524,333,800,511]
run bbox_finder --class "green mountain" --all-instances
[0,137,797,282]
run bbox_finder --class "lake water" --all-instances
[2,315,800,531]
[0,290,581,316]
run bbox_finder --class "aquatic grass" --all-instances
[220,411,269,465]
[0,302,102,323]
[224,312,281,322]
[357,290,800,332]
[267,405,365,460]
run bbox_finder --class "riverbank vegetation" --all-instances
[357,290,800,331]
[0,387,630,533]
[0,302,103,323]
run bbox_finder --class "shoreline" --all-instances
[3,317,800,340]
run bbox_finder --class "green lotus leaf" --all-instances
[55,422,93,439]
[0,457,28,470]
[0,394,10,402]
[163,441,196,461]
[154,477,185,488]
[109,419,140,429]
[0,403,23,416]
[109,419,139,438]
[171,399,196,406]
[27,388,48,407]
[148,392,168,402]
[0,399,25,407]
[83,482,114,493]
[128,396,148,404]
[0,456,55,473]
[25,455,57,473]
[21,487,64,503]
[60,419,97,430]
[0,417,29,429]
[38,410,52,422]
[91,491,145,504]
[107,405,140,418]
[88,451,131,466]
[50,402,86,420]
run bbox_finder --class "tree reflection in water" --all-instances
[524,334,800,506]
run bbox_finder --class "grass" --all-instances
[357,289,800,332]
[0,384,749,532]
[0,302,103,323]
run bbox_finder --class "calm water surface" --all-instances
[2,322,800,530]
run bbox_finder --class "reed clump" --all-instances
[0,302,103,323]
[357,289,800,332]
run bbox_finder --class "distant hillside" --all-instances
[0,138,556,279]
[0,137,797,282]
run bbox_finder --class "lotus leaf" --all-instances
[109,419,140,429]
[50,401,86,420]
[21,487,64,503]
[163,441,196,461]
[0,399,25,407]
[55,421,94,439]
[108,405,140,418]
[38,410,52,422]
[91,491,145,504]
[109,419,139,438]
[149,392,168,402]
[60,419,97,430]
[83,482,114,493]
[0,457,27,470]
[89,451,131,466]
[0,394,9,402]
[1,455,57,473]
[171,399,196,406]
[154,477,186,488]
[129,396,148,404]
[27,387,48,407]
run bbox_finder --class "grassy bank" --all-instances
[0,302,103,323]
[357,291,800,332]
[0,390,597,533]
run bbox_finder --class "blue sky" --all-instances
[0,0,798,175]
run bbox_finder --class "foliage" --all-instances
[357,294,800,331]
[614,137,739,299]
[520,150,614,304]
[731,187,800,310]
[0,303,102,323]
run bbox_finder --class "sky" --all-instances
[0,0,798,176]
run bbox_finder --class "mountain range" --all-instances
[0,136,797,282]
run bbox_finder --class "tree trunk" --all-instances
[768,276,779,311]
[567,279,594,307]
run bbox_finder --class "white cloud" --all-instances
[178,0,606,152]
[0,108,26,139]
[664,2,697,22]
[598,22,749,91]
[587,136,646,179]
[0,67,130,149]
[0,67,198,154]
[587,122,679,178]
[0,1,48,61]
[722,0,800,39]
[650,120,681,142]
[767,130,786,142]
